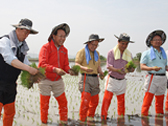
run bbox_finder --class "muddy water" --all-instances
[0,71,168,126]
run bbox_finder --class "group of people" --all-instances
[0,18,167,126]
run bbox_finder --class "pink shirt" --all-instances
[107,49,128,79]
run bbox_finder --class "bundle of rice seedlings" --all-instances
[20,62,45,89]
[100,70,108,80]
[124,61,137,73]
[124,52,142,73]
[69,65,81,75]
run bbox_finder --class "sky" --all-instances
[0,0,168,58]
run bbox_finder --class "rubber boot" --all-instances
[141,92,154,116]
[101,90,113,120]
[117,93,125,116]
[0,102,3,120]
[55,92,68,121]
[40,94,50,124]
[165,90,168,112]
[3,102,15,126]
[155,95,164,114]
[87,94,99,118]
[79,92,91,122]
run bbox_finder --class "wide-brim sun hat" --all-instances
[114,33,134,43]
[146,30,166,47]
[12,18,38,34]
[84,34,104,44]
[48,23,70,41]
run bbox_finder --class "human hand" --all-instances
[33,70,45,83]
[85,67,93,73]
[116,68,125,75]
[28,67,38,75]
[128,67,135,73]
[99,72,105,80]
[152,66,162,71]
[54,68,66,76]
[69,69,76,76]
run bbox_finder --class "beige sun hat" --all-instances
[48,23,70,41]
[12,18,38,34]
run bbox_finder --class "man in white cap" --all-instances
[101,33,134,122]
[38,23,75,124]
[0,18,39,126]
[75,34,104,123]
[140,30,167,116]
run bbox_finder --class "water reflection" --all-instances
[141,115,165,126]
[117,117,125,126]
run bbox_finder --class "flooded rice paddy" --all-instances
[0,70,168,126]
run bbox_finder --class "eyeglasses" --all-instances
[57,35,66,39]
[152,39,162,42]
[90,43,99,47]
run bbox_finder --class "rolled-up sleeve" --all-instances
[0,37,17,65]
[23,55,30,65]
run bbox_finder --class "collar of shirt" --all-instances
[153,48,162,54]
[55,44,60,50]
[17,40,23,47]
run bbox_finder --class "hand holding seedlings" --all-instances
[85,67,93,72]
[69,65,81,76]
[117,68,126,75]
[54,67,66,76]
[153,66,162,71]
[124,61,136,73]
[20,63,45,89]
[99,70,108,80]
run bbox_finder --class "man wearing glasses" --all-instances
[38,23,74,125]
[75,34,104,123]
[140,30,167,117]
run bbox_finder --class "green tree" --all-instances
[100,55,106,61]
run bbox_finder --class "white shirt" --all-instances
[0,37,30,65]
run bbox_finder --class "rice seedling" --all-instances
[27,115,29,121]
[69,65,81,75]
[72,112,75,119]
[31,117,35,123]
[20,62,45,89]
[23,114,25,118]
[99,70,108,80]
[124,61,137,73]
[14,120,17,125]
[36,121,40,126]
